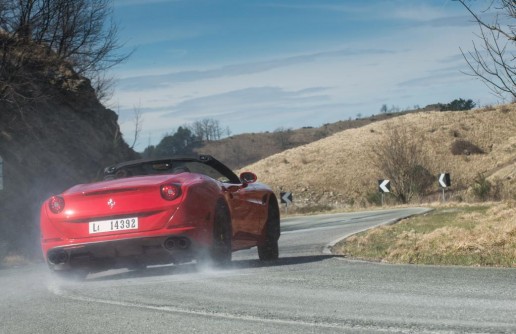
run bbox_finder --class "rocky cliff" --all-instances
[0,40,138,259]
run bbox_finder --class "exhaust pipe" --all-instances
[177,237,190,249]
[164,238,176,250]
[48,250,68,265]
[164,237,190,250]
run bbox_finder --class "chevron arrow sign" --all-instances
[439,173,451,188]
[378,179,390,193]
[280,192,293,205]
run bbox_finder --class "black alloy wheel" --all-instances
[258,198,280,261]
[198,199,232,267]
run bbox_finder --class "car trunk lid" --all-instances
[47,175,184,239]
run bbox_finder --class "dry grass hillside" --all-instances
[244,105,516,209]
[198,111,418,169]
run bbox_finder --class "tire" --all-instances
[198,200,232,267]
[258,198,280,261]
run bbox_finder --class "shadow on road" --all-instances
[87,254,341,282]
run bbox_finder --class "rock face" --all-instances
[0,46,138,258]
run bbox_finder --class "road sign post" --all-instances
[378,179,390,206]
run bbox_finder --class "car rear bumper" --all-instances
[45,228,205,272]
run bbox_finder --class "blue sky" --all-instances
[110,0,500,151]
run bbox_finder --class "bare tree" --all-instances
[380,104,388,113]
[225,126,232,137]
[0,32,39,104]
[272,127,292,149]
[191,118,226,142]
[0,0,130,102]
[91,71,115,102]
[371,124,434,204]
[458,0,516,99]
[130,104,143,149]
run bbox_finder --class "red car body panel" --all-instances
[40,155,278,273]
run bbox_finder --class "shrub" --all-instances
[366,192,383,206]
[440,99,476,111]
[371,124,433,203]
[472,173,492,201]
[451,139,484,155]
[410,165,436,195]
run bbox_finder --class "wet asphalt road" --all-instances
[1,207,515,333]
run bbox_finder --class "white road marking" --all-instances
[48,280,416,333]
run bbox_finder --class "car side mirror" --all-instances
[239,172,257,185]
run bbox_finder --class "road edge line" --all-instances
[322,208,433,255]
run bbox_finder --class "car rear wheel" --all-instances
[198,200,232,267]
[258,198,280,261]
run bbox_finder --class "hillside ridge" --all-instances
[243,105,516,210]
[197,109,427,169]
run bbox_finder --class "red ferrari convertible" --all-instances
[40,155,280,278]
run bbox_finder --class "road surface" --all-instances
[1,207,515,333]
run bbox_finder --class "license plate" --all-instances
[89,217,138,234]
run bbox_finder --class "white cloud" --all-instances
[390,3,450,22]
[115,47,394,91]
[259,1,462,24]
[124,29,209,48]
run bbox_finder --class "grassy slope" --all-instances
[332,202,516,267]
[243,105,516,208]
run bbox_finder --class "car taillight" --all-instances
[48,196,65,214]
[160,184,181,201]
